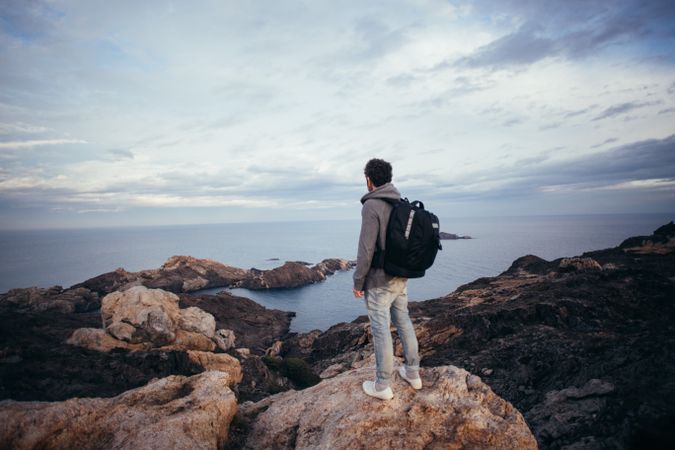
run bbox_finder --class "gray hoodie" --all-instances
[353,182,402,291]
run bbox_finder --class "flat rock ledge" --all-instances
[235,364,537,450]
[0,371,237,450]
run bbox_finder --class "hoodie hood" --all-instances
[360,182,401,205]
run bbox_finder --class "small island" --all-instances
[439,231,472,240]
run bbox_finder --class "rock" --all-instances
[558,257,602,272]
[236,348,251,358]
[237,365,537,450]
[213,329,236,351]
[233,258,354,290]
[311,258,356,276]
[66,328,149,352]
[153,255,248,292]
[101,286,181,346]
[237,356,294,402]
[185,351,242,384]
[179,306,216,338]
[439,232,472,240]
[0,296,208,402]
[620,221,675,254]
[163,329,216,352]
[73,255,351,294]
[527,379,615,442]
[73,256,248,295]
[234,262,326,289]
[0,371,237,450]
[0,286,99,313]
[179,292,293,353]
[265,340,283,357]
[319,363,345,379]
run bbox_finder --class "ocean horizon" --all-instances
[1,213,672,332]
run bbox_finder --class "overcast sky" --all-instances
[1,0,674,229]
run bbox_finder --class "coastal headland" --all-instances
[1,222,673,449]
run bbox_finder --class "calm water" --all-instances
[0,214,672,332]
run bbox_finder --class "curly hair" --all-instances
[364,158,393,187]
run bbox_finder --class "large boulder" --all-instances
[179,306,216,338]
[186,351,243,382]
[101,286,181,346]
[66,328,149,352]
[236,365,537,450]
[0,371,238,450]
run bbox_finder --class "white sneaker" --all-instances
[398,366,422,390]
[362,380,394,400]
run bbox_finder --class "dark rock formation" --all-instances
[0,285,100,313]
[232,258,354,290]
[178,291,293,353]
[280,223,675,449]
[439,231,472,239]
[0,286,292,403]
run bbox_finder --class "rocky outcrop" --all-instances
[0,286,99,313]
[69,286,242,356]
[0,371,238,450]
[232,364,537,450]
[0,283,292,403]
[73,256,248,295]
[280,223,675,449]
[620,220,675,254]
[439,231,472,239]
[74,255,354,295]
[233,258,355,290]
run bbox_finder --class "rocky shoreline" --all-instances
[73,255,355,294]
[1,222,674,449]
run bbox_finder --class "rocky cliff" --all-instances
[279,222,675,449]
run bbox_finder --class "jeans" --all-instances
[365,277,420,387]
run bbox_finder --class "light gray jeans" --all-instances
[365,277,420,388]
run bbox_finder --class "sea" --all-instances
[0,213,671,333]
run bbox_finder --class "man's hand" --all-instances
[352,288,364,298]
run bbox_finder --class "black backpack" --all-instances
[371,198,442,278]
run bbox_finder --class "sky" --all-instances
[0,0,674,229]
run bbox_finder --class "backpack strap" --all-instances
[368,197,405,269]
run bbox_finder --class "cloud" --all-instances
[453,0,675,70]
[592,101,658,121]
[0,139,87,149]
[413,134,675,203]
[591,137,619,148]
[456,24,556,69]
[107,148,134,160]
[0,122,50,135]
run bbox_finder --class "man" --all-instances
[353,158,422,400]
